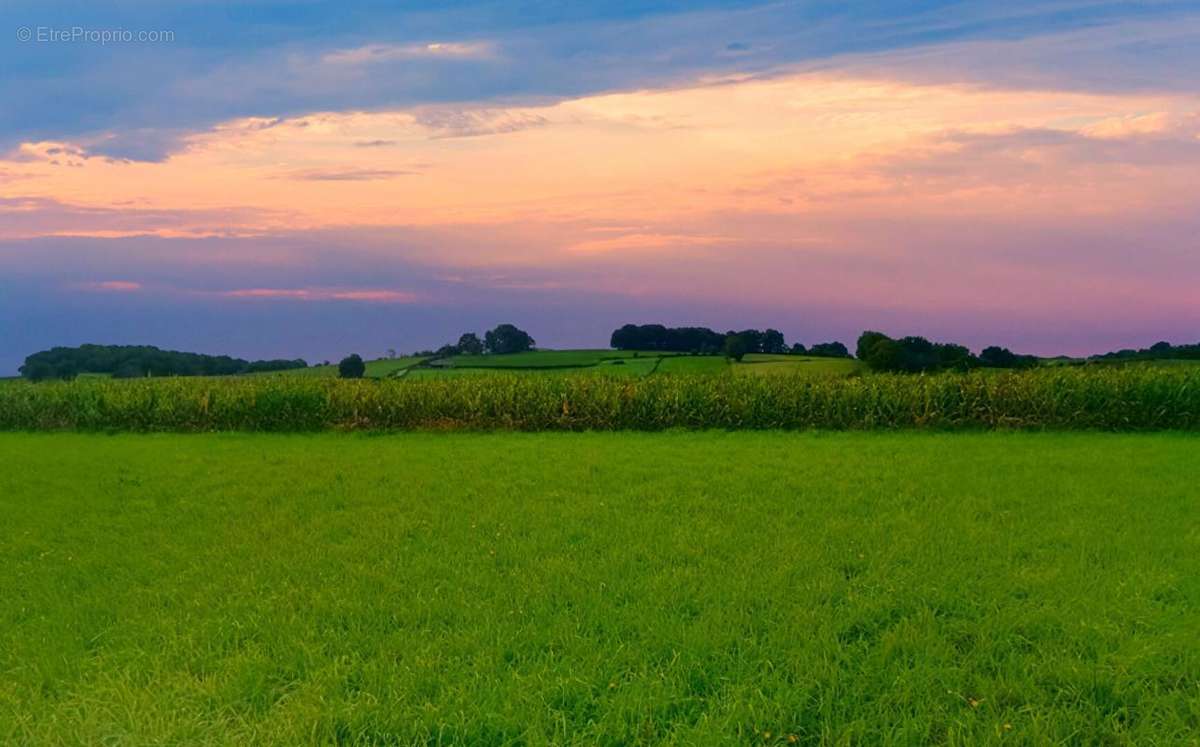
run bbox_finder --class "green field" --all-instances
[656,356,730,375]
[734,355,862,377]
[437,349,660,369]
[420,349,687,377]
[278,350,858,380]
[2,432,1198,744]
[410,355,665,379]
[263,356,429,379]
[417,350,860,379]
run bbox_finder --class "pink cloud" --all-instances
[0,196,288,241]
[219,287,419,303]
[75,280,143,292]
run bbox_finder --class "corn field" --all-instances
[1,367,1198,431]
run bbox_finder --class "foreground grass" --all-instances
[2,432,1198,745]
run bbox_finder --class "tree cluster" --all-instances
[856,331,1037,373]
[418,324,536,358]
[19,344,307,381]
[611,324,850,358]
[484,324,536,354]
[611,325,726,353]
[730,329,789,355]
[978,346,1040,369]
[806,341,851,358]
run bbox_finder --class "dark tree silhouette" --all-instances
[856,331,890,361]
[731,329,765,354]
[457,333,484,355]
[484,324,536,354]
[808,341,851,359]
[338,354,366,379]
[762,329,787,354]
[856,332,977,372]
[1091,340,1200,362]
[611,324,725,353]
[980,346,1038,369]
[723,334,748,362]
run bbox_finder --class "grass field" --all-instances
[656,356,730,375]
[2,431,1198,744]
[424,349,693,377]
[280,350,863,381]
[405,350,859,379]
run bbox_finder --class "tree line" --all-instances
[19,344,307,381]
[853,332,1200,373]
[856,331,1038,373]
[610,324,1047,371]
[1091,341,1200,362]
[609,324,850,360]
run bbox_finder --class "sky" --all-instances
[2,1,1198,372]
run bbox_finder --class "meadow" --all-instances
[733,354,861,378]
[2,431,1198,744]
[2,364,1198,432]
[407,355,667,379]
[431,349,662,369]
[259,356,430,379]
[254,350,862,381]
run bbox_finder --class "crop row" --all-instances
[1,366,1197,431]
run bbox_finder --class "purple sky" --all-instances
[2,1,1198,372]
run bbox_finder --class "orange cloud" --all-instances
[565,232,734,255]
[2,69,1197,266]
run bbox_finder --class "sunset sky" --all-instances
[2,1,1198,372]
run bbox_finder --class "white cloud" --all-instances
[322,42,495,66]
